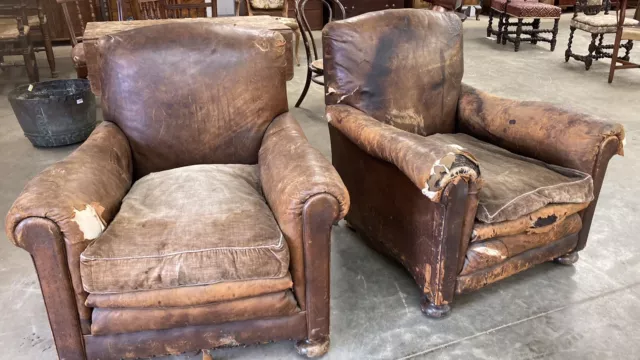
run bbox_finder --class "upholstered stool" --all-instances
[487,0,538,43]
[502,2,562,51]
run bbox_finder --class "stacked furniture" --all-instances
[323,9,624,317]
[5,23,349,359]
[565,0,639,70]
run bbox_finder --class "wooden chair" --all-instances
[294,0,345,108]
[59,0,99,78]
[0,0,39,83]
[137,0,164,19]
[240,0,301,67]
[608,0,640,82]
[565,0,639,70]
[500,0,561,52]
[162,0,217,18]
[0,0,55,78]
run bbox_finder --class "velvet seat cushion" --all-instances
[80,164,290,294]
[490,0,537,13]
[505,2,562,18]
[429,133,594,223]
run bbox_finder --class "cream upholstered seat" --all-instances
[571,13,639,33]
[80,164,290,294]
[0,23,29,40]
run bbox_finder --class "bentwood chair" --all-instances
[295,0,345,108]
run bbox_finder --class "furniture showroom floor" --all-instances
[1,15,639,360]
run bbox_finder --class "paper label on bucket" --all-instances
[28,85,33,92]
[77,99,84,104]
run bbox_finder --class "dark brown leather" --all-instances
[84,313,307,360]
[15,218,86,360]
[86,275,293,308]
[259,112,350,308]
[5,122,133,334]
[91,291,299,335]
[327,105,480,203]
[99,23,289,179]
[457,84,625,174]
[329,124,473,307]
[456,233,579,293]
[323,9,463,136]
[461,214,582,275]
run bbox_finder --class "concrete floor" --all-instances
[1,14,640,360]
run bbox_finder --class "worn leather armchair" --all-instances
[323,10,624,318]
[5,23,349,359]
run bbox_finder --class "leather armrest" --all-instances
[5,121,133,249]
[457,84,625,174]
[259,112,349,308]
[327,104,480,203]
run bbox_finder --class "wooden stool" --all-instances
[502,2,561,51]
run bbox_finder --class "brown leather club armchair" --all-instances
[5,24,349,359]
[323,10,624,318]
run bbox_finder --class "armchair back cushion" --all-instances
[99,23,289,178]
[323,9,463,136]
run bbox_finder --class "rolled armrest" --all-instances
[259,112,349,307]
[457,84,625,174]
[327,104,480,202]
[5,121,133,248]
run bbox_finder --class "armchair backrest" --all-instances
[323,9,463,136]
[99,23,288,179]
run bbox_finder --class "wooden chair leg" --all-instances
[295,29,301,67]
[514,18,523,52]
[502,15,510,45]
[586,33,598,70]
[622,40,633,61]
[609,26,624,83]
[550,18,559,51]
[531,18,540,44]
[487,9,494,37]
[496,13,504,44]
[23,52,39,83]
[565,26,575,62]
[295,68,312,108]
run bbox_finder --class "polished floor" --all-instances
[1,14,639,360]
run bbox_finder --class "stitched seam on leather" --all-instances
[478,175,593,222]
[80,233,285,261]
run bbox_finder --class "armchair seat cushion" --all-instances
[80,164,290,294]
[430,133,594,223]
[571,14,640,34]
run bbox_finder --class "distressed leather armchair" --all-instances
[5,23,349,359]
[323,10,624,318]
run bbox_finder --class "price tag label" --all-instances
[77,99,84,104]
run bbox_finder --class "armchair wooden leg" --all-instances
[554,251,579,265]
[565,26,575,62]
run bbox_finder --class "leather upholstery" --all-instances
[5,122,133,333]
[327,105,480,203]
[323,10,463,137]
[80,164,289,294]
[259,112,350,308]
[91,291,298,335]
[86,275,293,308]
[457,84,625,174]
[99,23,289,179]
[324,9,625,313]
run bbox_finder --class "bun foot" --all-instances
[295,339,330,358]
[554,251,579,265]
[420,298,451,319]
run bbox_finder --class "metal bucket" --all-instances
[8,79,97,147]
